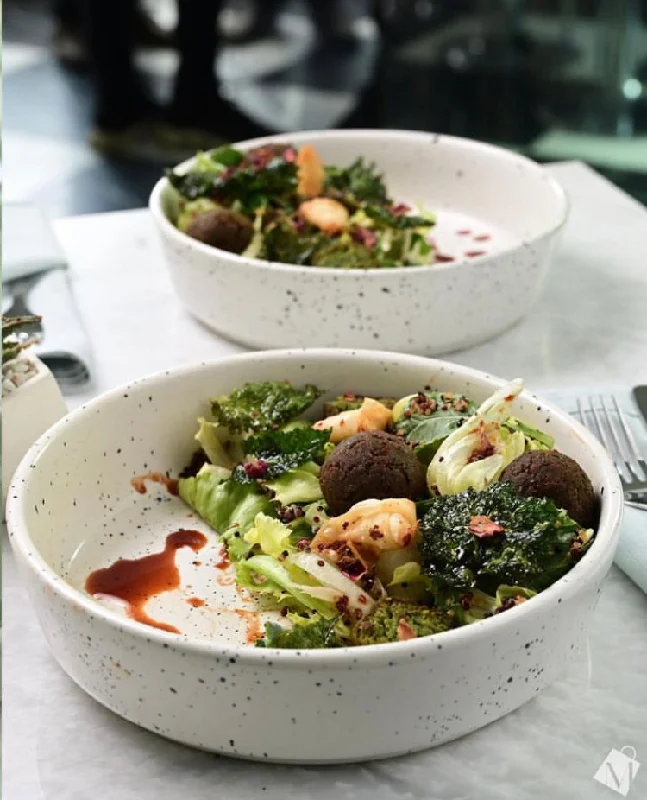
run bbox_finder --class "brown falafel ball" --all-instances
[185,209,253,254]
[500,450,598,528]
[320,430,427,516]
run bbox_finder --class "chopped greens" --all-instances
[233,427,330,483]
[256,616,343,649]
[420,482,593,596]
[211,381,322,434]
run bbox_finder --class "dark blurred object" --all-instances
[219,0,360,45]
[52,0,169,69]
[87,0,270,158]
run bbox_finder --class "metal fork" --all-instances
[575,395,647,510]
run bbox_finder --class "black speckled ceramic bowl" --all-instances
[6,350,622,763]
[150,130,568,355]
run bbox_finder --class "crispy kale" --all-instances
[420,482,594,596]
[261,217,323,265]
[324,157,389,206]
[350,599,455,645]
[256,616,343,649]
[232,427,330,483]
[364,204,433,230]
[393,390,476,463]
[211,381,323,434]
[310,238,380,268]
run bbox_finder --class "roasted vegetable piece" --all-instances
[420,482,594,596]
[350,599,455,645]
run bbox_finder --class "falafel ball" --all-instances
[185,209,253,254]
[500,449,598,528]
[320,430,427,516]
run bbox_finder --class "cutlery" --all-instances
[633,385,647,426]
[574,395,647,511]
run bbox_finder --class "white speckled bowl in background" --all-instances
[150,131,568,355]
[6,350,622,763]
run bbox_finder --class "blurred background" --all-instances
[4,0,647,217]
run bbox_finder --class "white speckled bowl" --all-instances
[6,350,622,763]
[150,130,568,355]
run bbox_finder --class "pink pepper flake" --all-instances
[390,203,411,216]
[243,459,269,479]
[351,227,378,249]
[468,516,505,538]
[283,148,297,163]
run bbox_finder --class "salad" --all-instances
[177,378,599,649]
[165,143,436,268]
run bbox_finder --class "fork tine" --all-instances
[600,396,632,473]
[574,397,584,424]
[611,395,647,480]
[588,396,627,478]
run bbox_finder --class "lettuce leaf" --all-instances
[264,463,324,505]
[502,417,554,451]
[244,513,294,559]
[194,418,243,469]
[427,380,526,495]
[211,381,323,434]
[235,555,338,618]
[179,464,274,557]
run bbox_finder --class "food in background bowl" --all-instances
[88,377,598,649]
[166,142,436,268]
[150,130,569,354]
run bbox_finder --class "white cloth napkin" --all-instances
[540,386,647,594]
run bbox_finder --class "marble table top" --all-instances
[3,161,647,800]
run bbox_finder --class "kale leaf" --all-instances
[325,158,389,205]
[261,218,323,265]
[233,427,330,483]
[364,205,432,230]
[256,616,342,649]
[211,381,323,434]
[420,482,592,596]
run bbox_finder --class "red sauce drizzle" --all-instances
[457,229,471,235]
[86,530,207,633]
[131,473,179,496]
[435,252,455,263]
[215,548,230,570]
[187,597,205,608]
[466,250,486,258]
[473,233,491,242]
[235,609,264,644]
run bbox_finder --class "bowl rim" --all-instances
[149,128,570,276]
[7,348,623,664]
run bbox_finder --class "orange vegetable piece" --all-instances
[298,198,350,234]
[297,144,325,197]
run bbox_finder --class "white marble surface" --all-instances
[3,162,647,799]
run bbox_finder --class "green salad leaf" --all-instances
[256,616,343,649]
[211,381,323,434]
[420,482,594,596]
[264,463,324,505]
[233,427,330,483]
[365,205,434,230]
[325,157,388,205]
[393,391,476,463]
[179,464,274,558]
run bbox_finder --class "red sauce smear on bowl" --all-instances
[131,473,179,496]
[235,609,264,644]
[187,597,205,608]
[457,229,471,235]
[466,250,486,258]
[435,252,455,263]
[215,549,230,570]
[473,233,491,242]
[86,529,207,633]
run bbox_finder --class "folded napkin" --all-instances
[540,386,647,594]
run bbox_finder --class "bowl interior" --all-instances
[157,130,567,265]
[9,350,617,649]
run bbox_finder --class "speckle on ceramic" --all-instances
[149,131,568,355]
[6,350,622,763]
